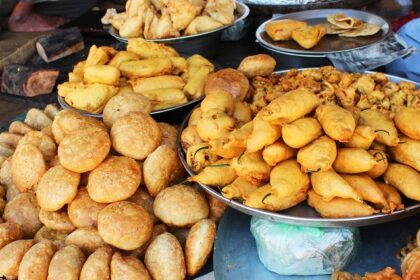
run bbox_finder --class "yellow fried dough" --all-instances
[359,109,399,146]
[376,182,404,212]
[282,118,323,148]
[297,136,337,173]
[188,159,237,187]
[389,136,420,172]
[316,105,356,142]
[366,149,388,178]
[265,19,307,41]
[394,107,420,140]
[384,164,420,201]
[221,177,259,200]
[333,148,376,174]
[231,151,271,185]
[262,140,297,167]
[343,125,376,149]
[246,117,282,153]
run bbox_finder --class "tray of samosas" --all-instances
[177,54,420,227]
[57,38,216,118]
[256,9,391,56]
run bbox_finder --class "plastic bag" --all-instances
[250,217,360,275]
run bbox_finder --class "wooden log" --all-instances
[1,64,59,97]
[36,27,84,63]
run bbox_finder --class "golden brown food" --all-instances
[11,144,46,193]
[158,123,178,150]
[269,159,310,198]
[343,125,376,150]
[65,227,105,255]
[203,0,235,25]
[265,19,308,41]
[376,182,404,212]
[140,88,188,111]
[339,23,381,37]
[184,56,214,99]
[153,184,209,227]
[128,223,168,258]
[144,232,186,280]
[3,193,42,238]
[34,226,68,249]
[206,193,227,222]
[260,88,320,125]
[143,145,184,197]
[316,105,356,142]
[246,117,282,153]
[80,246,112,280]
[221,176,259,200]
[185,219,216,277]
[0,239,35,279]
[0,132,22,147]
[0,222,23,250]
[204,68,250,101]
[188,159,237,187]
[47,245,86,280]
[83,65,120,86]
[237,54,276,79]
[291,25,326,49]
[98,201,153,250]
[394,107,420,140]
[184,15,223,35]
[8,121,33,135]
[39,209,76,233]
[169,57,188,75]
[17,131,57,162]
[111,252,151,280]
[233,101,253,126]
[87,156,141,203]
[201,91,235,115]
[327,13,362,29]
[401,248,420,279]
[282,118,323,148]
[389,136,420,172]
[359,109,399,146]
[308,190,376,218]
[186,143,219,173]
[262,140,297,166]
[111,112,162,160]
[108,51,140,67]
[310,169,362,202]
[131,75,185,93]
[127,38,179,58]
[6,184,20,204]
[209,121,252,158]
[85,45,110,66]
[188,107,202,126]
[103,93,152,128]
[231,151,271,185]
[384,163,420,201]
[196,109,235,141]
[119,16,143,38]
[68,188,107,228]
[18,240,57,280]
[366,149,389,179]
[24,108,52,131]
[58,129,111,173]
[297,136,337,173]
[128,189,159,224]
[333,148,376,174]
[120,58,173,79]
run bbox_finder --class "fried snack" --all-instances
[127,38,179,59]
[231,151,271,185]
[343,125,376,149]
[246,117,282,153]
[186,143,219,173]
[47,245,86,280]
[145,232,186,280]
[0,222,23,250]
[120,58,173,79]
[24,108,52,131]
[291,25,326,49]
[233,101,253,126]
[80,246,112,280]
[106,93,151,127]
[8,121,33,135]
[64,83,118,114]
[140,88,188,110]
[184,65,214,99]
[308,190,376,218]
[168,57,188,75]
[18,131,57,162]
[11,144,46,192]
[119,16,143,38]
[339,23,380,37]
[158,123,178,150]
[394,107,420,140]
[359,109,399,146]
[327,13,363,29]
[143,145,184,197]
[366,149,389,178]
[131,76,185,95]
[282,118,323,149]
[3,193,41,238]
[261,88,320,125]
[401,248,420,279]
[209,122,252,158]
[316,105,356,142]
[68,188,107,228]
[108,51,140,67]
[87,156,141,203]
[389,136,420,172]
[185,219,216,277]
[65,227,104,255]
[86,45,110,66]
[333,148,376,174]
[18,240,57,280]
[203,0,235,24]
[83,65,120,86]
[0,132,22,147]
[237,54,276,79]
[185,15,223,35]
[182,126,203,153]
[311,169,362,202]
[265,19,307,41]
[6,184,20,203]
[201,91,235,115]
[188,158,237,187]
[262,140,297,166]
[196,109,235,141]
[297,136,337,173]
[204,68,250,101]
[39,209,76,233]
[98,201,153,250]
[153,185,209,227]
[111,252,151,280]
[188,107,202,126]
[34,226,68,249]
[128,189,159,224]
[129,223,168,258]
[165,0,196,30]
[0,143,13,158]
[111,112,162,160]
[0,239,35,279]
[269,159,310,197]
[384,164,420,201]
[36,165,80,211]
[376,182,404,212]
[342,174,389,211]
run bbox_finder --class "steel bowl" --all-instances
[177,69,420,227]
[108,2,250,58]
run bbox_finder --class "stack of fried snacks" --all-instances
[102,0,236,39]
[0,105,226,279]
[182,54,420,219]
[57,38,214,113]
[324,13,381,38]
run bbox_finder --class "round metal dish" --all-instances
[256,9,392,57]
[108,2,249,57]
[177,69,420,227]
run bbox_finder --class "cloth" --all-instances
[326,33,416,73]
[386,18,420,82]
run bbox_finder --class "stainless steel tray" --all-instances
[256,9,392,57]
[177,69,420,227]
